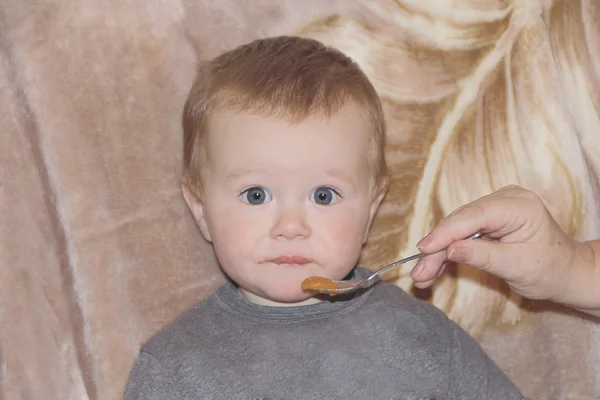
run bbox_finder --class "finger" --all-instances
[410,252,446,282]
[416,201,491,254]
[446,239,524,281]
[413,263,447,289]
[414,278,437,289]
[416,190,525,254]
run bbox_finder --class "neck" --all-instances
[238,288,323,307]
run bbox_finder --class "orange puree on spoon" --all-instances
[301,276,338,294]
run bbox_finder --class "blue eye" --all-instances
[241,187,272,205]
[311,187,340,205]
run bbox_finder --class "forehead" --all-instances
[205,104,372,174]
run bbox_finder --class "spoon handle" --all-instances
[366,231,483,283]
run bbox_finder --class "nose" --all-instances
[270,206,311,240]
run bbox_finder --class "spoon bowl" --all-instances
[301,231,483,296]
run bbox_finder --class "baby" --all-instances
[124,36,524,399]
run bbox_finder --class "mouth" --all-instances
[267,256,313,265]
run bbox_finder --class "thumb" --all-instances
[446,239,523,281]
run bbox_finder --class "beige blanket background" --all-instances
[2,0,599,399]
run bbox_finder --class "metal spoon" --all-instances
[301,231,483,296]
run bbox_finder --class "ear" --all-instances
[181,181,212,242]
[363,177,389,244]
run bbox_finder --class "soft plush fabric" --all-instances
[1,1,598,399]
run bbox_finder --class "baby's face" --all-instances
[183,103,386,306]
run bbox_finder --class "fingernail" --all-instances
[411,260,424,278]
[447,247,455,259]
[417,234,432,249]
[447,246,467,262]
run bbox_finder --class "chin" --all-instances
[250,267,315,300]
[262,286,313,304]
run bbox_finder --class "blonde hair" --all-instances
[182,35,387,193]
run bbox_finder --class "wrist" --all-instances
[559,239,600,313]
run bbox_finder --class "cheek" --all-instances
[205,206,266,260]
[318,208,370,258]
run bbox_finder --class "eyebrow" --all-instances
[323,169,355,186]
[225,170,263,182]
[225,169,356,186]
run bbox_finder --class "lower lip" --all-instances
[273,262,310,266]
[268,256,312,265]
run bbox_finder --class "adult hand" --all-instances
[410,185,600,316]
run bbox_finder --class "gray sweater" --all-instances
[124,268,524,399]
